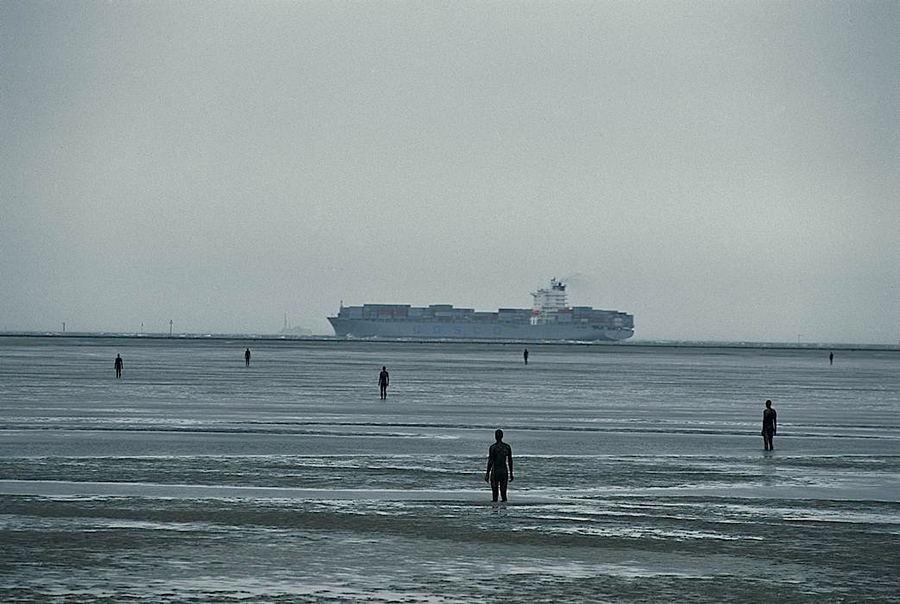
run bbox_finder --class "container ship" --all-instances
[328,279,634,341]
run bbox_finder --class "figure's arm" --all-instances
[485,451,492,482]
[773,412,777,434]
[507,448,514,481]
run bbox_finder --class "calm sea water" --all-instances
[1,336,898,603]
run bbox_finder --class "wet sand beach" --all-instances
[1,337,898,602]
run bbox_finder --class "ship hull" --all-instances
[328,318,633,341]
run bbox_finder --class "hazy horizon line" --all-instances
[1,331,896,351]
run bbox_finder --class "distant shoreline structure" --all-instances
[3,332,895,352]
[328,279,635,341]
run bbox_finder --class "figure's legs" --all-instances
[491,473,508,502]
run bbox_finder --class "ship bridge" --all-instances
[531,279,568,324]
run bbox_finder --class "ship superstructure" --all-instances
[327,279,634,341]
[531,279,569,324]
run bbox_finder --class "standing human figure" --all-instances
[829,352,834,365]
[484,429,514,502]
[762,399,777,451]
[379,366,390,400]
[245,348,251,367]
[523,349,529,365]
[114,354,123,379]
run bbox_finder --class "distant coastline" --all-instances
[0,332,896,352]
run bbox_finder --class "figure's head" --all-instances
[495,429,503,441]
[382,366,386,370]
[765,399,772,408]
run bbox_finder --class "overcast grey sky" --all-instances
[2,1,898,343]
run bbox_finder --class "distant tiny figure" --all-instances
[245,348,251,367]
[762,399,777,451]
[829,352,834,365]
[523,348,529,365]
[114,354,123,378]
[485,429,514,502]
[379,366,390,400]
